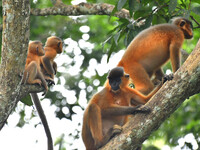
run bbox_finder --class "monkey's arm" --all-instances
[52,61,57,75]
[41,56,55,76]
[30,93,53,150]
[101,105,150,117]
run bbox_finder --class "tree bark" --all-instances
[101,39,200,150]
[31,2,130,19]
[0,0,30,130]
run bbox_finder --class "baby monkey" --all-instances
[40,36,63,86]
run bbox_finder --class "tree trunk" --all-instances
[0,0,30,130]
[101,39,200,150]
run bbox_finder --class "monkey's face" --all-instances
[178,19,193,39]
[108,67,124,91]
[57,41,63,54]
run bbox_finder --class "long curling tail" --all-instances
[30,93,53,150]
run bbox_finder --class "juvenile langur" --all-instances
[22,41,53,150]
[22,41,48,92]
[118,17,193,95]
[40,36,63,86]
[81,67,172,150]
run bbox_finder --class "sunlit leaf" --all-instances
[117,0,127,10]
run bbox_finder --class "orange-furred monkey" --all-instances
[81,67,172,150]
[22,41,48,92]
[118,17,193,95]
[22,41,53,150]
[40,36,63,86]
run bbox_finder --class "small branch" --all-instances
[190,15,200,29]
[31,3,130,19]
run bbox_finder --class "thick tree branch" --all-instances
[31,2,130,19]
[0,0,30,129]
[101,39,200,149]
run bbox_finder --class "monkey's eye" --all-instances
[125,74,129,78]
[180,20,186,27]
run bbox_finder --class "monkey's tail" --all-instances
[30,93,53,150]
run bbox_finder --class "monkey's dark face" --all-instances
[109,77,121,91]
[178,19,193,39]
[108,67,126,91]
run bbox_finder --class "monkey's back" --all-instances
[119,24,184,71]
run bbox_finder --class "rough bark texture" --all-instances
[31,2,130,19]
[101,39,200,150]
[0,0,31,130]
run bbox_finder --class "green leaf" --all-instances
[192,6,200,16]
[117,0,127,10]
[20,94,33,106]
[107,40,116,63]
[129,0,134,17]
[114,31,121,45]
[169,0,177,13]
[145,15,153,28]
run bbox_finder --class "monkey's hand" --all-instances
[134,105,151,114]
[162,74,174,84]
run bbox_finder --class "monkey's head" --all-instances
[172,17,193,39]
[45,36,63,54]
[28,41,45,56]
[107,67,130,91]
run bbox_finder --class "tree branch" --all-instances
[31,2,130,19]
[0,0,30,129]
[101,39,200,149]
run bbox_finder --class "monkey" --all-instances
[22,41,53,150]
[22,41,48,93]
[117,17,193,95]
[81,67,172,150]
[40,36,63,86]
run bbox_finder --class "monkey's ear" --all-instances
[180,20,186,27]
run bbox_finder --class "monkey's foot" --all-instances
[45,77,55,86]
[162,74,174,83]
[112,125,122,136]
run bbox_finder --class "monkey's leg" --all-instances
[41,57,55,78]
[36,70,48,95]
[152,68,164,86]
[26,62,42,85]
[88,103,121,149]
[170,44,181,72]
[125,62,154,95]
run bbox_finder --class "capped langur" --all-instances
[22,41,48,92]
[40,36,63,86]
[81,67,172,150]
[22,41,53,150]
[118,17,193,95]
